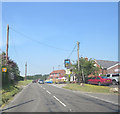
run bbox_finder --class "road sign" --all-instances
[66,69,70,74]
[2,68,7,72]
[64,59,70,68]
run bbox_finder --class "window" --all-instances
[101,77,108,79]
[106,74,110,77]
[92,77,96,79]
[96,77,100,79]
[112,74,119,77]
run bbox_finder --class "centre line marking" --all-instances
[53,96,66,107]
[46,90,51,94]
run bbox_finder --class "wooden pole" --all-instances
[6,24,9,61]
[77,41,80,85]
[25,62,27,80]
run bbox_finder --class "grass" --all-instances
[17,80,32,87]
[1,80,32,107]
[63,83,114,94]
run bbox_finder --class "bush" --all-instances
[2,86,20,104]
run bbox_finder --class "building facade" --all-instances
[48,70,66,81]
[94,60,120,75]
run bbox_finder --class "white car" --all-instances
[106,74,119,85]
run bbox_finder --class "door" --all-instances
[95,76,101,84]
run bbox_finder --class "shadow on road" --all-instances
[1,99,35,112]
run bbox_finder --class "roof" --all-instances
[96,60,119,69]
[50,70,65,74]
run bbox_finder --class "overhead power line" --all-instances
[10,27,70,52]
[67,44,77,59]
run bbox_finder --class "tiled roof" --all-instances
[96,60,119,69]
[50,70,65,74]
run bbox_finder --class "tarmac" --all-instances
[49,83,119,106]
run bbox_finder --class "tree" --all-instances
[72,57,99,84]
[1,52,20,86]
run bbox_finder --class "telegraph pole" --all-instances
[6,24,9,61]
[25,62,27,81]
[58,65,60,70]
[53,67,54,71]
[77,41,80,85]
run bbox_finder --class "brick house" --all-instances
[94,60,120,75]
[48,70,66,81]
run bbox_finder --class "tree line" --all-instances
[26,74,49,81]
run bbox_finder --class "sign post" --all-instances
[2,67,7,85]
[2,68,7,73]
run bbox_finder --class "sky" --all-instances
[1,2,118,76]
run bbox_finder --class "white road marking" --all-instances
[69,109,72,112]
[43,88,45,89]
[53,96,66,107]
[46,90,51,95]
[41,86,42,87]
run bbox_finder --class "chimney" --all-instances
[85,57,88,61]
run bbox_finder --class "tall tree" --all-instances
[72,57,99,83]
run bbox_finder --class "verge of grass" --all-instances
[1,80,32,108]
[63,83,115,94]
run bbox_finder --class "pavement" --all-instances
[1,83,119,112]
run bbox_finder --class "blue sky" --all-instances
[2,2,118,76]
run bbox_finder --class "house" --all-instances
[48,70,66,81]
[94,60,120,75]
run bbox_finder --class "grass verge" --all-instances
[63,83,116,94]
[0,80,32,108]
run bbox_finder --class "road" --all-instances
[1,83,119,112]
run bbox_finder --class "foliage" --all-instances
[1,52,21,86]
[100,74,106,76]
[26,74,49,81]
[72,57,100,83]
[1,80,32,106]
[2,85,20,104]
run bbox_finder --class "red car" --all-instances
[88,76,112,86]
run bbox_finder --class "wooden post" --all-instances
[77,41,80,85]
[6,24,9,61]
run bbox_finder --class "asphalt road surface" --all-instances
[2,83,119,112]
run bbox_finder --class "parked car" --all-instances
[32,80,37,83]
[88,76,112,86]
[106,74,119,85]
[45,80,53,84]
[38,80,44,84]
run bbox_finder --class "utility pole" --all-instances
[58,65,60,70]
[53,67,54,71]
[77,41,80,85]
[6,24,9,61]
[25,62,27,81]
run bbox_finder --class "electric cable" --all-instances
[10,27,71,52]
[67,45,77,59]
